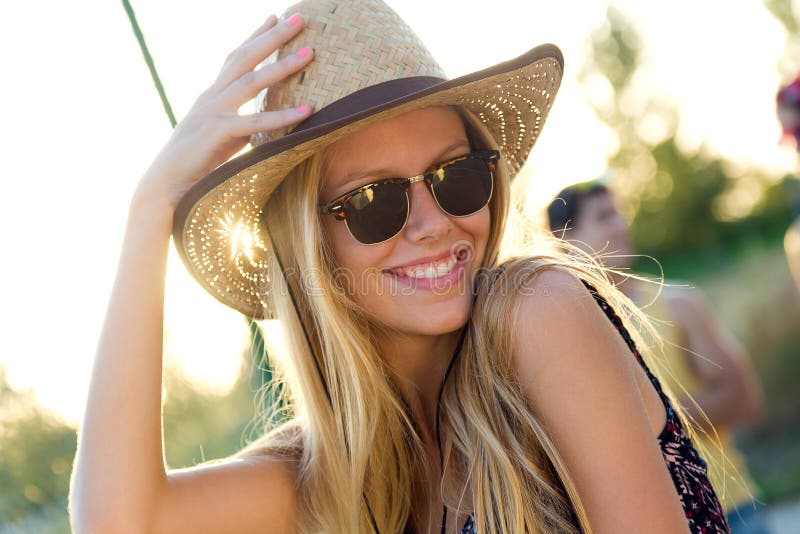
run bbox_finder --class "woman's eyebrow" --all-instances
[336,139,471,191]
[427,139,472,168]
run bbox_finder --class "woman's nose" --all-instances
[403,180,453,242]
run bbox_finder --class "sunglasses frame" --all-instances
[318,149,500,245]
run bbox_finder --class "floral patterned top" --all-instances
[458,280,730,534]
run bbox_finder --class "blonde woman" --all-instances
[69,1,729,533]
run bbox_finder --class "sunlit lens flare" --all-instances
[217,213,256,262]
[215,212,237,240]
[233,223,256,262]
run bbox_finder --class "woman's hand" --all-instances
[135,12,314,214]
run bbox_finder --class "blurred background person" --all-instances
[547,179,770,533]
[777,75,800,290]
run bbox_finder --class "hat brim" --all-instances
[172,43,564,318]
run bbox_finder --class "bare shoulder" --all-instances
[509,267,635,381]
[509,266,690,531]
[510,266,621,348]
[511,266,597,314]
[152,450,299,534]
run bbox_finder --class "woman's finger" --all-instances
[224,105,313,139]
[213,13,306,93]
[215,46,314,110]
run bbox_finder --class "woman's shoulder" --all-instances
[152,419,305,534]
[487,259,641,386]
[506,264,612,338]
[472,258,609,341]
[478,257,598,310]
[474,259,622,371]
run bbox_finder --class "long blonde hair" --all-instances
[233,107,679,533]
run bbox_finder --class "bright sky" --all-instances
[1,0,797,426]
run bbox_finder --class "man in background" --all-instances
[547,180,769,533]
[777,75,800,289]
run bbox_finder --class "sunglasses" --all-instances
[319,150,499,245]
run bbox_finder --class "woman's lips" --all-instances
[385,249,457,274]
[385,245,472,274]
[392,252,458,278]
[384,253,468,292]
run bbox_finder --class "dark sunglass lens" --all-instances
[432,158,493,216]
[344,182,408,244]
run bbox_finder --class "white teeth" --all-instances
[400,256,458,279]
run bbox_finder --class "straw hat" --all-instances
[172,0,564,319]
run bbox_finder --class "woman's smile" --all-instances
[383,244,470,291]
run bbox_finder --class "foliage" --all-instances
[766,0,800,34]
[0,369,75,525]
[581,6,795,271]
[582,5,800,504]
[161,354,262,469]
[690,243,800,502]
[0,349,264,528]
[765,0,800,76]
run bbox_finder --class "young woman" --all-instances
[69,1,730,533]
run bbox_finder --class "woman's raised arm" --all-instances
[69,13,313,533]
[511,267,691,534]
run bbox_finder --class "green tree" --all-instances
[0,367,75,525]
[765,0,800,76]
[161,353,265,469]
[0,346,268,529]
[580,5,794,274]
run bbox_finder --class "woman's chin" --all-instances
[395,300,473,336]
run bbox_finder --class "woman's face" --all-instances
[319,106,491,336]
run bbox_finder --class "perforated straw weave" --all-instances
[251,0,446,146]
[172,0,564,319]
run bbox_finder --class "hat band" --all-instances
[291,76,446,134]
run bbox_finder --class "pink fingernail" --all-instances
[296,104,312,114]
[296,46,311,58]
[287,13,301,25]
